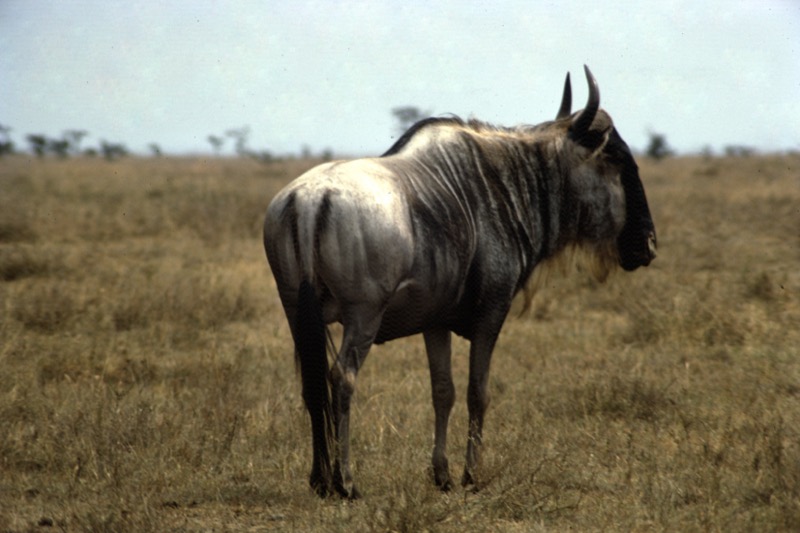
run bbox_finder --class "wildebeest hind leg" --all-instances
[330,305,384,499]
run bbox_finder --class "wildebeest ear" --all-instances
[568,65,602,149]
[574,112,614,153]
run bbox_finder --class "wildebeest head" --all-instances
[553,66,657,274]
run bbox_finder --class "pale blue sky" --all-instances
[1,1,798,156]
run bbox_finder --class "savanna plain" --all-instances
[0,153,798,532]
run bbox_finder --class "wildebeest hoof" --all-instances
[435,474,454,492]
[461,474,472,487]
[334,481,362,500]
[461,470,480,492]
[309,473,332,498]
[433,470,453,491]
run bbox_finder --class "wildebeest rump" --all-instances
[263,66,656,498]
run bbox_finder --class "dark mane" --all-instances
[381,116,464,157]
[381,116,549,157]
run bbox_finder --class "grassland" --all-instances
[0,153,798,532]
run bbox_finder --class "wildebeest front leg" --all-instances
[423,328,455,490]
[462,321,504,489]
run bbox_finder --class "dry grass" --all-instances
[1,153,798,531]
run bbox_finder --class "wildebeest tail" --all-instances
[294,279,333,494]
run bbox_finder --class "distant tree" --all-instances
[724,145,755,158]
[225,126,251,157]
[62,129,88,156]
[392,106,430,134]
[0,140,13,157]
[47,138,70,158]
[148,143,163,157]
[251,149,274,163]
[100,140,128,161]
[207,134,224,155]
[0,124,14,157]
[27,134,47,158]
[645,131,674,160]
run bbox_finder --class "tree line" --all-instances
[0,123,308,161]
[0,125,133,161]
[1,113,733,161]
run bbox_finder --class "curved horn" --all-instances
[570,65,600,138]
[556,72,572,119]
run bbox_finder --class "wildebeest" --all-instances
[263,66,656,498]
